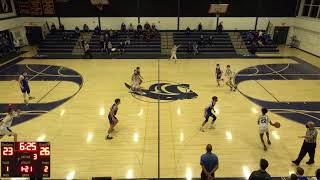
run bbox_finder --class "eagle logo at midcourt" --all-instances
[124,81,198,103]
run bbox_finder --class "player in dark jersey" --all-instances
[106,98,121,140]
[215,64,223,86]
[18,71,34,105]
[200,96,218,132]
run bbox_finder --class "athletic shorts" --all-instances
[108,115,117,125]
[216,74,222,80]
[259,127,269,134]
[21,86,30,94]
[204,111,215,120]
[0,127,13,136]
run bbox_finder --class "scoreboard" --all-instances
[1,142,50,178]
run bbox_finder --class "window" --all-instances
[300,0,320,18]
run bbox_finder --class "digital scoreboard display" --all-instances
[1,142,50,178]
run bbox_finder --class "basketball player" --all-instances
[135,67,143,85]
[215,64,223,86]
[258,108,275,151]
[169,44,181,62]
[200,96,218,132]
[0,106,21,142]
[106,98,121,140]
[225,65,237,91]
[131,70,141,92]
[18,71,34,105]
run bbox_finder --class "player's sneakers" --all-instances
[267,140,271,145]
[306,161,314,165]
[292,160,300,166]
[200,127,205,132]
[263,145,267,151]
[208,125,213,129]
[105,135,113,140]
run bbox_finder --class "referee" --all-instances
[292,121,318,166]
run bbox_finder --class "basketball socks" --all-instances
[23,93,28,105]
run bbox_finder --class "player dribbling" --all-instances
[258,108,276,151]
[0,106,21,142]
[200,96,218,132]
[106,98,121,140]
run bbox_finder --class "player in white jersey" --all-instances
[258,108,275,151]
[169,44,180,62]
[0,106,21,142]
[131,69,142,92]
[225,65,237,91]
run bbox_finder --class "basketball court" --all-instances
[0,47,319,179]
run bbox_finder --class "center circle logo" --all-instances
[124,80,198,103]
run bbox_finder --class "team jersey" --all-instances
[0,113,17,128]
[19,75,29,88]
[109,103,118,117]
[225,68,233,79]
[258,115,270,129]
[216,67,222,76]
[205,101,216,114]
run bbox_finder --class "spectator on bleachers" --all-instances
[186,26,191,36]
[128,23,134,31]
[75,26,80,37]
[208,35,214,47]
[63,32,69,41]
[290,174,298,180]
[200,144,218,180]
[84,41,92,59]
[94,25,101,35]
[143,30,151,41]
[80,37,85,51]
[105,33,110,42]
[198,23,203,32]
[119,41,125,54]
[151,23,157,32]
[217,22,223,33]
[125,35,131,45]
[137,23,143,31]
[193,42,199,55]
[310,168,320,180]
[144,22,151,31]
[109,29,114,38]
[107,41,112,55]
[83,24,89,32]
[121,22,126,32]
[250,41,258,55]
[248,159,271,180]
[99,34,105,52]
[296,167,308,180]
[59,23,65,32]
[50,23,57,33]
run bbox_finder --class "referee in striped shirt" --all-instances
[292,121,318,166]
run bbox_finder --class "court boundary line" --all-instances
[264,64,288,80]
[254,80,280,102]
[36,81,63,103]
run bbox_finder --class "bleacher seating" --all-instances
[89,31,161,54]
[240,31,279,53]
[173,31,236,55]
[37,31,79,54]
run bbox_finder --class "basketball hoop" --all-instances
[91,0,109,11]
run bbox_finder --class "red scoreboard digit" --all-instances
[1,142,50,178]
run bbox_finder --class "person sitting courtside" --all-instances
[94,25,101,35]
[248,159,271,180]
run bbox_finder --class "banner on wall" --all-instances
[0,0,12,14]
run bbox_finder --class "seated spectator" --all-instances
[296,167,308,180]
[144,22,151,31]
[94,25,101,35]
[109,29,114,38]
[310,168,320,180]
[143,29,151,41]
[125,35,131,45]
[193,42,199,55]
[59,23,65,32]
[137,23,143,31]
[217,22,223,33]
[105,33,110,42]
[83,24,89,32]
[75,26,80,36]
[119,41,125,54]
[151,23,157,32]
[208,35,214,47]
[121,22,126,32]
[248,159,271,180]
[198,22,202,32]
[107,41,112,55]
[186,26,191,36]
[50,23,56,33]
[63,32,69,41]
[128,23,134,31]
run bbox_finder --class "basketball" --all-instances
[273,122,281,128]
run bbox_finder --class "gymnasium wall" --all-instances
[0,0,16,19]
[290,17,320,56]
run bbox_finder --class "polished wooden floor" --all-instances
[1,47,320,179]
